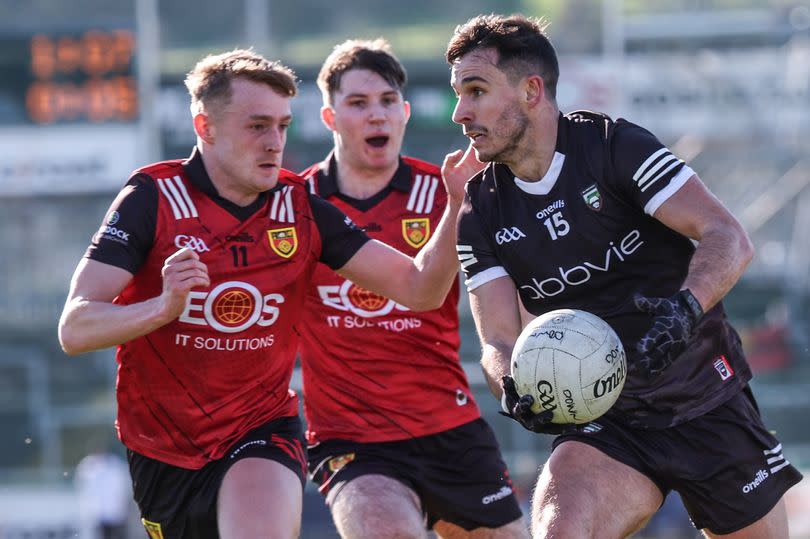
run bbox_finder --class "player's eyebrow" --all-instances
[248,114,292,122]
[460,75,487,85]
[342,90,399,99]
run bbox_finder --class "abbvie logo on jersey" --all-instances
[495,227,526,245]
[519,229,643,299]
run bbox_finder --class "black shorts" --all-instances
[128,416,307,539]
[307,417,523,531]
[554,387,803,535]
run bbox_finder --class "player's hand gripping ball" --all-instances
[506,309,626,431]
[634,290,703,377]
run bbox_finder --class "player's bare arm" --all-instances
[58,248,209,355]
[337,144,482,311]
[651,174,754,311]
[469,276,523,398]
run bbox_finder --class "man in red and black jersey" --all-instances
[446,14,802,539]
[298,39,526,539]
[58,49,479,539]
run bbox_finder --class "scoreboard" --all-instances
[0,28,138,124]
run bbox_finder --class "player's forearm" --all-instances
[406,199,463,310]
[682,220,754,312]
[58,296,174,355]
[481,342,511,399]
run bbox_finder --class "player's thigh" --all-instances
[433,515,528,539]
[532,440,662,539]
[702,497,788,539]
[331,473,426,539]
[217,457,303,539]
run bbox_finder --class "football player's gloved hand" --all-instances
[634,289,704,377]
[499,375,572,435]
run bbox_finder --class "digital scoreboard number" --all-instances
[0,28,138,124]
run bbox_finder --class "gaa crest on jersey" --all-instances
[328,452,355,472]
[267,227,298,258]
[581,184,602,212]
[402,218,430,248]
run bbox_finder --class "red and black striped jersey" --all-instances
[298,154,480,444]
[86,147,369,469]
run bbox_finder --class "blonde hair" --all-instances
[185,48,297,116]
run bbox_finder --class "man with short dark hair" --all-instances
[299,38,528,539]
[446,13,802,539]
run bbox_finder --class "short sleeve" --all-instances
[85,174,157,274]
[610,120,695,215]
[457,194,508,291]
[308,192,371,270]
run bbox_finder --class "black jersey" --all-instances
[458,111,751,429]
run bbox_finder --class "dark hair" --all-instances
[184,48,297,116]
[445,13,558,99]
[317,38,407,105]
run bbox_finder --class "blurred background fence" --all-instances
[0,1,808,537]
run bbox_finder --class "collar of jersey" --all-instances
[512,151,565,195]
[315,151,412,198]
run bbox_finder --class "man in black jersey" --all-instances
[58,49,479,539]
[446,13,803,539]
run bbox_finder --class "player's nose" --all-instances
[451,98,470,125]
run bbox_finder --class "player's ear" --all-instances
[524,75,544,108]
[403,100,411,123]
[321,105,336,132]
[193,113,215,144]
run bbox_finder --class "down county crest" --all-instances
[581,184,602,212]
[267,227,298,258]
[142,519,165,539]
[328,452,356,472]
[402,218,430,248]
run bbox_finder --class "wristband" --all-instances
[679,289,704,322]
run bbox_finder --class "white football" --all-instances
[511,309,626,425]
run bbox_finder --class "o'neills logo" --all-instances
[742,469,769,494]
[402,218,430,248]
[267,227,298,258]
[481,486,513,505]
[593,349,625,398]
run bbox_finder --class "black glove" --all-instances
[499,375,573,435]
[634,289,704,377]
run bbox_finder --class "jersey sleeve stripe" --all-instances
[171,175,198,217]
[166,177,192,218]
[407,174,423,211]
[640,159,683,193]
[282,186,295,223]
[157,178,182,219]
[637,154,679,189]
[270,190,282,219]
[465,266,509,291]
[632,148,669,182]
[643,165,694,215]
[414,174,432,213]
[424,176,439,214]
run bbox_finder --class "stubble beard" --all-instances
[478,103,529,165]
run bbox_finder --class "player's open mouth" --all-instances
[259,163,277,169]
[365,136,389,148]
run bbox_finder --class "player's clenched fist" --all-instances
[160,247,210,320]
[441,142,485,203]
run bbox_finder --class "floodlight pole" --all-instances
[136,0,161,163]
